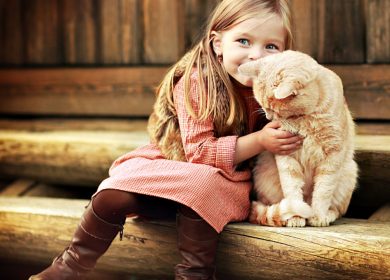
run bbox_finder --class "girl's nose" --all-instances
[249,48,265,60]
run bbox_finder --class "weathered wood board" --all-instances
[0,197,389,279]
[0,65,389,119]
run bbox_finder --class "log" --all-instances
[0,127,388,199]
[328,64,390,120]
[0,67,166,117]
[0,65,389,119]
[0,129,149,186]
[0,197,389,279]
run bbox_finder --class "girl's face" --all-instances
[212,15,286,87]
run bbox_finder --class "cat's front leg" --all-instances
[307,162,341,227]
[275,155,305,201]
[275,155,312,227]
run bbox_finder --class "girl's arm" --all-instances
[233,121,302,165]
[174,73,238,172]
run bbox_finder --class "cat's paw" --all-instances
[286,216,306,227]
[307,210,338,227]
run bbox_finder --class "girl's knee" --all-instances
[92,189,141,222]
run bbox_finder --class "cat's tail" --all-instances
[249,199,314,227]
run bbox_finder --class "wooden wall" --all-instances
[1,0,389,65]
[0,0,389,120]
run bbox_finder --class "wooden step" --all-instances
[0,65,389,119]
[0,196,389,280]
[0,122,149,186]
[0,120,389,212]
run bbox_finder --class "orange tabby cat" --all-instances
[239,50,358,227]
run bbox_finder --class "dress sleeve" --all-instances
[173,73,238,173]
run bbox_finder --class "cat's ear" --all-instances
[274,85,297,99]
[238,60,262,78]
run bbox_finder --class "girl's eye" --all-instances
[266,44,279,50]
[238,39,250,46]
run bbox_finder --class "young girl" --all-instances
[30,0,301,279]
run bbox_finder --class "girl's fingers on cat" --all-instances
[278,135,302,144]
[265,121,282,129]
[274,130,294,139]
[280,142,302,153]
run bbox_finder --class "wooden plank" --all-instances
[0,118,148,132]
[290,0,319,57]
[0,197,389,279]
[0,130,149,186]
[184,0,218,49]
[291,0,365,63]
[0,0,23,65]
[0,65,389,119]
[366,0,390,63]
[97,0,141,64]
[0,129,388,210]
[61,0,97,64]
[1,119,388,135]
[0,179,36,196]
[143,0,185,63]
[320,0,365,63]
[329,64,390,120]
[369,203,390,222]
[117,0,142,64]
[356,122,390,135]
[0,67,166,116]
[21,0,61,64]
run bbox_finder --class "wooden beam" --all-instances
[0,67,166,117]
[0,197,388,279]
[0,65,389,119]
[0,129,149,186]
[0,126,388,210]
[329,64,390,120]
[0,118,148,132]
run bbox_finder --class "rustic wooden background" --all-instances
[1,0,390,65]
[0,2,390,279]
[0,0,389,120]
[0,0,389,121]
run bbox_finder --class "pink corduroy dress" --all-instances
[94,72,265,233]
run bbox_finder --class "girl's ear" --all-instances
[211,31,222,56]
[238,60,262,78]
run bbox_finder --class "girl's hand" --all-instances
[258,121,303,155]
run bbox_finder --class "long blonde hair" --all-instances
[148,0,293,160]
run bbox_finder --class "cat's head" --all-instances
[238,50,321,120]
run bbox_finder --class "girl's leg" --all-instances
[175,205,219,280]
[29,189,177,280]
[93,189,178,223]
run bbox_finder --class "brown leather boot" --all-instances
[29,202,124,280]
[175,208,219,280]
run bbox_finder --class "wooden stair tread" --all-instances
[0,123,389,212]
[0,196,389,279]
